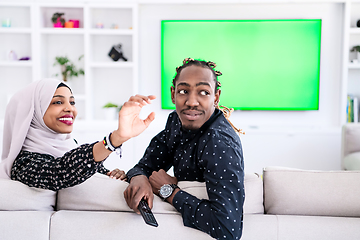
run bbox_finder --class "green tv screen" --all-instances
[161,19,321,110]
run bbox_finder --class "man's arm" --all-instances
[150,139,244,240]
[124,129,172,212]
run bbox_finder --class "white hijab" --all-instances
[0,79,77,179]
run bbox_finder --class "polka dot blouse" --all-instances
[127,109,245,240]
[11,142,109,191]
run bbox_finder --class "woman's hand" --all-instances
[107,168,127,180]
[111,95,156,147]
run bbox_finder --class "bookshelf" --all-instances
[0,2,138,122]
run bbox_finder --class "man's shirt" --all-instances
[127,109,244,240]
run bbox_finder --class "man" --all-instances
[124,58,244,240]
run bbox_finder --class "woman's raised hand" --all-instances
[110,95,156,146]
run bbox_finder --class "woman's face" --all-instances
[43,86,77,133]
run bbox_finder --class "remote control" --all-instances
[138,198,158,227]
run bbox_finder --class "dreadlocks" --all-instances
[173,58,244,135]
[173,58,222,92]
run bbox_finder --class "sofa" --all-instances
[1,167,360,240]
[342,123,360,170]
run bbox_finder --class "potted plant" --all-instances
[51,12,65,28]
[103,103,122,120]
[350,45,360,62]
[53,55,84,82]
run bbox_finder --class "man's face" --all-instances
[171,65,220,130]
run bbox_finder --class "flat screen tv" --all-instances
[161,19,322,110]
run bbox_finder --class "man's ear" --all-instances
[214,89,221,105]
[171,86,175,104]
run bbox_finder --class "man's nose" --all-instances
[186,92,199,106]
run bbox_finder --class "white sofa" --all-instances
[342,123,360,170]
[1,167,360,240]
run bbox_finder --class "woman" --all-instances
[0,79,155,191]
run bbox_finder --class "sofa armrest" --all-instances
[341,123,360,169]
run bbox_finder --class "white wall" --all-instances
[0,1,346,175]
[132,2,344,174]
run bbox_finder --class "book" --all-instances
[347,95,359,123]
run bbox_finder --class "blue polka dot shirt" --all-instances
[127,109,244,240]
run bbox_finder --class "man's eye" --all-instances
[178,90,187,94]
[200,90,210,96]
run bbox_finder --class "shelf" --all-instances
[0,2,137,122]
[0,28,31,34]
[0,61,32,67]
[350,27,360,34]
[348,62,360,69]
[89,29,133,35]
[40,28,85,35]
[90,62,133,68]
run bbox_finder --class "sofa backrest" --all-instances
[263,166,360,217]
[56,172,264,214]
[0,179,56,211]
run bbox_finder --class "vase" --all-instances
[65,21,74,28]
[54,22,63,28]
[104,108,118,121]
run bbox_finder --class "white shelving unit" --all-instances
[342,1,360,124]
[0,2,138,122]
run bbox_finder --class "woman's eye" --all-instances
[178,89,187,94]
[200,90,210,96]
[70,101,76,106]
[53,101,62,105]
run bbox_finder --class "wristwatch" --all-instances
[159,184,179,200]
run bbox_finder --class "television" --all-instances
[161,19,322,111]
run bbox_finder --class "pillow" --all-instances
[57,173,264,214]
[0,179,56,211]
[263,166,360,217]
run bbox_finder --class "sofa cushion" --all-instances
[50,210,214,240]
[263,167,360,217]
[0,211,54,240]
[0,179,56,211]
[276,215,360,240]
[57,172,264,214]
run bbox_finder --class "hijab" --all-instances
[0,79,77,179]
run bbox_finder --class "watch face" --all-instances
[159,184,173,199]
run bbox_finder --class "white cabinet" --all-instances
[342,1,360,124]
[0,2,138,121]
[0,3,35,119]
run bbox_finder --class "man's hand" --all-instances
[123,175,154,214]
[111,95,156,147]
[149,169,178,195]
